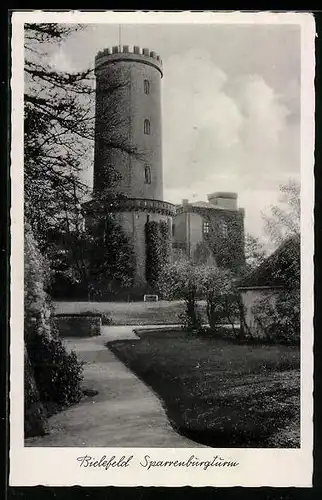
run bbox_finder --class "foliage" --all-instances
[27,329,84,409]
[160,259,245,336]
[159,260,203,332]
[24,23,141,257]
[24,223,52,340]
[193,241,217,266]
[159,221,172,266]
[198,265,241,335]
[249,236,301,345]
[244,233,268,273]
[262,179,300,246]
[48,212,136,298]
[146,220,171,291]
[202,213,245,272]
[251,289,300,345]
[88,215,136,295]
[145,221,162,289]
[24,23,94,249]
[24,224,84,421]
[24,344,48,438]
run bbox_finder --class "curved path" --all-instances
[26,326,205,447]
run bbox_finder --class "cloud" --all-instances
[163,50,299,201]
[48,49,78,72]
[52,29,300,239]
[161,49,300,237]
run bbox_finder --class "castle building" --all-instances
[85,44,245,293]
[88,45,175,288]
[172,192,245,270]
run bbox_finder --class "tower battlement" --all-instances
[95,45,163,76]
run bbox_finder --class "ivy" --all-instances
[145,220,171,290]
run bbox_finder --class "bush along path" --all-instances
[24,224,84,438]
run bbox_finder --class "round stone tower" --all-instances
[92,45,175,289]
[94,45,163,199]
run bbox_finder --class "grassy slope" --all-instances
[108,335,300,448]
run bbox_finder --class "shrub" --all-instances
[24,224,84,423]
[159,260,203,332]
[27,329,84,409]
[252,289,300,345]
[24,344,48,437]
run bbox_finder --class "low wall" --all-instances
[53,314,102,337]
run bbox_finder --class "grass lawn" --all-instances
[54,300,208,326]
[108,333,300,448]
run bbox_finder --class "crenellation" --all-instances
[95,45,162,66]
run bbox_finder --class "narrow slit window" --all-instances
[203,220,210,235]
[144,119,151,135]
[144,165,151,184]
[144,79,150,94]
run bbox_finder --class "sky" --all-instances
[49,22,301,240]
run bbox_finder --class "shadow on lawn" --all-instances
[107,337,300,448]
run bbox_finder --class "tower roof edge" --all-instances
[95,46,163,75]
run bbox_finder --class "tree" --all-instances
[244,233,268,272]
[47,211,136,299]
[159,260,203,331]
[87,215,136,296]
[24,23,141,251]
[246,178,300,344]
[198,265,240,334]
[262,179,300,246]
[24,23,93,249]
[24,23,146,297]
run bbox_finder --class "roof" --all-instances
[191,201,227,210]
[239,236,300,289]
[176,201,236,211]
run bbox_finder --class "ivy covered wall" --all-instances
[145,219,171,291]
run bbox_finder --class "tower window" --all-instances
[203,220,210,235]
[144,165,151,184]
[144,119,151,135]
[144,79,150,94]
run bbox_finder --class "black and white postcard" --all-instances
[10,10,315,487]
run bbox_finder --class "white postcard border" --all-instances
[10,10,315,487]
